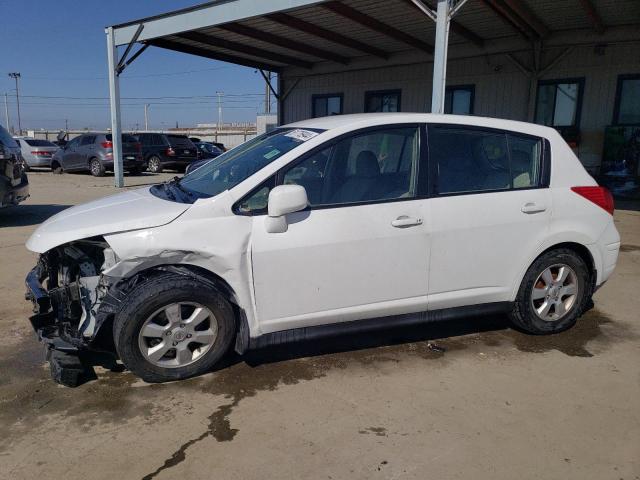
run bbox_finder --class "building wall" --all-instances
[282,43,640,171]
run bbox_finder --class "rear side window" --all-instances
[167,135,193,147]
[81,135,96,146]
[429,126,543,195]
[105,134,138,143]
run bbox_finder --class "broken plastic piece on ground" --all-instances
[427,342,446,353]
[47,349,97,387]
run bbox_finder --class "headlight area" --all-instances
[25,237,121,386]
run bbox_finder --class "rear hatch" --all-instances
[106,134,141,157]
[167,135,197,159]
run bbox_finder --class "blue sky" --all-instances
[0,0,271,131]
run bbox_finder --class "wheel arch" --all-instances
[94,262,250,355]
[510,240,597,301]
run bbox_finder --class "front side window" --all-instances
[282,126,419,206]
[429,126,542,194]
[535,79,584,127]
[613,74,640,125]
[445,85,474,115]
[312,94,343,118]
[179,128,323,198]
[365,90,401,113]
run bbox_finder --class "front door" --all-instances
[250,125,431,334]
[426,124,552,310]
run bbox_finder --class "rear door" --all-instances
[249,125,431,334]
[426,124,551,310]
[77,135,96,168]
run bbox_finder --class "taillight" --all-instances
[571,186,614,215]
[166,146,175,156]
[31,151,50,156]
[101,141,113,149]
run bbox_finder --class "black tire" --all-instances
[509,248,591,335]
[89,158,105,177]
[113,271,235,383]
[51,161,63,174]
[147,155,162,173]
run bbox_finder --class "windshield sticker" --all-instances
[263,149,281,160]
[284,129,319,142]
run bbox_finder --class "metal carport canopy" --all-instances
[105,0,639,187]
[105,0,467,187]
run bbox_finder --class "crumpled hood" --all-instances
[26,186,190,253]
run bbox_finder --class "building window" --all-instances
[535,78,584,127]
[445,85,475,115]
[365,90,401,113]
[312,94,343,118]
[613,74,640,125]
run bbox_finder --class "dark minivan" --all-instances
[135,133,198,173]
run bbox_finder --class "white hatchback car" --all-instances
[26,114,620,384]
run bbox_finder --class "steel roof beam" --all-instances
[478,0,537,40]
[176,31,314,69]
[502,0,549,38]
[266,12,389,59]
[577,0,605,34]
[320,1,434,55]
[147,38,282,72]
[219,23,350,65]
[406,0,484,48]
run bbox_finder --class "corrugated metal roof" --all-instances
[116,0,640,72]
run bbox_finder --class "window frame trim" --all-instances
[426,123,551,198]
[444,84,475,115]
[311,93,344,118]
[612,73,640,126]
[364,89,402,113]
[233,123,427,215]
[534,77,585,128]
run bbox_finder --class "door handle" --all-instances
[391,216,423,228]
[521,202,546,214]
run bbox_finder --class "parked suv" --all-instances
[25,114,620,385]
[13,137,59,170]
[0,125,29,207]
[135,133,198,173]
[51,133,144,176]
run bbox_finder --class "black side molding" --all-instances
[249,302,512,350]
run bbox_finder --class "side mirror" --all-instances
[265,185,308,233]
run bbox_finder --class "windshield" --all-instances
[179,128,323,198]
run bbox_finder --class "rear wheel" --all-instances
[148,155,162,173]
[509,249,590,334]
[89,158,105,177]
[51,161,63,174]
[113,272,235,382]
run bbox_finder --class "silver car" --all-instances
[13,137,59,170]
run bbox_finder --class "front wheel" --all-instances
[509,249,591,334]
[89,158,105,177]
[113,271,235,382]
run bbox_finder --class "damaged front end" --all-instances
[25,238,122,386]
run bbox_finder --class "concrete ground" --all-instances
[0,171,638,480]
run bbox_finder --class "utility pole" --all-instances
[8,73,22,135]
[3,93,10,131]
[264,72,271,114]
[144,104,149,131]
[65,118,68,132]
[216,91,224,132]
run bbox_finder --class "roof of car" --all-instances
[285,113,560,139]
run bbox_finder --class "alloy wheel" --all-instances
[530,264,579,322]
[137,302,218,368]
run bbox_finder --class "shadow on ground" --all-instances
[0,204,70,227]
